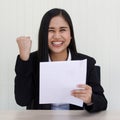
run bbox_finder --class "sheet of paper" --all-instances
[39,59,87,107]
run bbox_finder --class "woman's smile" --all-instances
[51,41,64,47]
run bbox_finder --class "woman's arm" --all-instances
[84,59,108,112]
[14,55,34,106]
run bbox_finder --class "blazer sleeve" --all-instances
[84,58,108,112]
[14,55,34,106]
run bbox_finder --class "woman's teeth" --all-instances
[52,42,63,45]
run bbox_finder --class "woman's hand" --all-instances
[71,84,93,105]
[16,36,32,61]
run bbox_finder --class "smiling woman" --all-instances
[14,8,107,112]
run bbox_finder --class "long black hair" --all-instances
[38,8,77,62]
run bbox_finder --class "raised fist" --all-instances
[16,36,32,61]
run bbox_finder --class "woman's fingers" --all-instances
[71,84,92,104]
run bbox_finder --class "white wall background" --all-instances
[0,0,120,110]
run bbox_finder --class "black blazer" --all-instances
[14,51,107,112]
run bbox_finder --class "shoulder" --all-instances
[71,52,97,78]
[71,51,96,65]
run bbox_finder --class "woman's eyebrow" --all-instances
[48,27,54,29]
[60,27,68,29]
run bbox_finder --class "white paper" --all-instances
[39,59,87,107]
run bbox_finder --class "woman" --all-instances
[15,8,107,112]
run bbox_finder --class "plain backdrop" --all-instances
[0,0,120,110]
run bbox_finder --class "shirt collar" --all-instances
[49,50,71,62]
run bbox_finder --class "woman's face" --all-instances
[48,15,71,54]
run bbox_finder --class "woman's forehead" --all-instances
[49,16,69,28]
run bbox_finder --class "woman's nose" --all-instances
[53,32,61,39]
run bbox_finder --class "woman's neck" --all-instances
[50,50,68,61]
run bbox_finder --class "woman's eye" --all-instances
[48,29,54,32]
[60,29,66,32]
